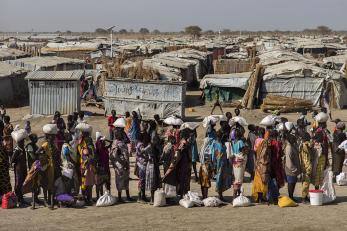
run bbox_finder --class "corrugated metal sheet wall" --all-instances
[29,80,80,115]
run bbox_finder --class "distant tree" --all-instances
[221,29,231,35]
[119,29,128,34]
[55,30,61,34]
[139,28,150,34]
[317,25,332,34]
[95,28,108,34]
[152,29,161,34]
[66,30,72,34]
[204,30,215,35]
[185,25,202,38]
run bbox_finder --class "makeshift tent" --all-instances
[200,72,250,103]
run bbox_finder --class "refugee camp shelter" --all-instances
[0,47,30,61]
[260,61,347,108]
[25,70,83,115]
[200,72,250,103]
[104,78,186,119]
[0,62,28,106]
[6,56,85,71]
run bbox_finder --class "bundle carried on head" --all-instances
[75,122,93,134]
[113,117,126,128]
[11,129,28,142]
[43,124,58,135]
[164,116,183,126]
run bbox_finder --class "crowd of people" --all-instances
[0,105,346,209]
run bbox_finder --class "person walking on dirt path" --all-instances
[211,89,224,115]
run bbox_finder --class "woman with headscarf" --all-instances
[252,127,270,203]
[268,130,285,205]
[282,124,302,202]
[38,124,61,209]
[128,111,140,154]
[110,129,133,202]
[61,132,79,196]
[298,129,313,203]
[332,122,346,178]
[145,121,162,204]
[164,128,191,198]
[199,120,217,199]
[311,129,328,189]
[231,128,248,198]
[53,111,66,152]
[213,130,232,201]
[135,122,151,203]
[95,133,112,199]
[76,123,95,205]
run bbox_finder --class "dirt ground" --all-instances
[1,91,347,231]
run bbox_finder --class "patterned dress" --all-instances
[136,142,149,191]
[41,141,60,191]
[300,141,312,198]
[232,139,247,190]
[77,138,96,190]
[213,141,232,192]
[0,145,11,196]
[199,137,214,188]
[252,139,270,201]
[110,139,130,191]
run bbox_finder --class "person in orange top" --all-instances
[124,111,132,134]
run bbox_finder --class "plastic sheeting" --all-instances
[260,77,324,106]
[199,73,250,90]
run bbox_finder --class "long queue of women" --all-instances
[0,106,345,209]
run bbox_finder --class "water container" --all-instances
[309,190,323,206]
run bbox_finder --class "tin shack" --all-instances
[25,70,83,115]
[104,78,186,119]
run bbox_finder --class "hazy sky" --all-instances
[1,0,346,32]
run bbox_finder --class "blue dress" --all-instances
[212,142,232,192]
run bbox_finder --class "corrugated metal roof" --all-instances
[25,70,84,80]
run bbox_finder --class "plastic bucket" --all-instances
[309,190,323,206]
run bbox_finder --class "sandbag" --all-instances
[164,116,183,126]
[315,112,329,123]
[231,116,248,126]
[153,189,166,207]
[96,191,116,207]
[336,172,347,186]
[233,191,251,207]
[43,124,58,135]
[164,184,176,198]
[113,118,126,128]
[75,122,92,134]
[202,116,219,128]
[202,197,224,207]
[321,170,336,204]
[1,192,17,209]
[260,115,277,127]
[180,122,199,130]
[278,196,297,208]
[183,191,203,207]
[11,129,28,143]
[179,198,194,208]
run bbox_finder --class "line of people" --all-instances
[0,107,345,209]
